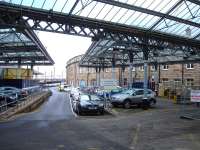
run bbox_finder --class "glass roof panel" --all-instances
[10,0,22,5]
[154,19,199,38]
[87,2,106,18]
[110,8,129,23]
[170,1,200,24]
[3,0,200,40]
[31,0,46,9]
[78,1,97,17]
[117,9,135,24]
[53,0,69,12]
[103,6,122,22]
[94,4,114,20]
[117,0,180,13]
[21,0,34,7]
[43,0,57,10]
[62,0,76,14]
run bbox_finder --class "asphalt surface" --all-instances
[18,88,74,121]
[0,88,200,150]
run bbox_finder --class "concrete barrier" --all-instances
[0,90,52,121]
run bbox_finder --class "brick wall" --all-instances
[66,58,200,87]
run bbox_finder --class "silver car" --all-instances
[110,89,156,109]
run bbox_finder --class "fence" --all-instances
[159,82,200,120]
[0,86,43,113]
[179,85,200,120]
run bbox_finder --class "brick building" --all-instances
[66,55,200,87]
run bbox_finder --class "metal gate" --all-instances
[178,85,200,120]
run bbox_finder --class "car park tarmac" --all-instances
[0,88,200,150]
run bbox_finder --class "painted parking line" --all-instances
[68,94,77,118]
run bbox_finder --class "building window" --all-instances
[105,68,110,73]
[79,67,83,74]
[186,78,194,86]
[174,79,181,86]
[151,66,155,71]
[89,68,93,73]
[186,63,194,69]
[162,65,169,70]
[139,66,144,71]
[124,78,127,85]
[162,78,168,82]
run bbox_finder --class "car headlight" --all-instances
[112,97,119,101]
[99,103,104,107]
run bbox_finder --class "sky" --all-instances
[35,31,92,79]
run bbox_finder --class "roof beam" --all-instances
[187,0,200,6]
[0,62,52,66]
[0,56,47,61]
[94,0,200,28]
[69,0,79,15]
[0,2,200,48]
[150,0,184,30]
[22,23,55,64]
[0,45,40,53]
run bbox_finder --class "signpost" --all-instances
[191,90,200,102]
[101,79,118,91]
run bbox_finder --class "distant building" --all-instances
[66,55,200,88]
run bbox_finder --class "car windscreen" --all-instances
[121,90,133,95]
[90,95,102,101]
[80,95,90,102]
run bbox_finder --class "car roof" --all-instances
[0,86,18,89]
[134,88,152,91]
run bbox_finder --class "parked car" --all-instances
[58,84,65,91]
[0,87,21,106]
[63,85,71,92]
[70,88,81,101]
[110,88,156,109]
[75,94,105,115]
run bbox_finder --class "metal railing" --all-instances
[179,85,200,120]
[0,87,43,113]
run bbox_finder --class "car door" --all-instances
[132,90,144,103]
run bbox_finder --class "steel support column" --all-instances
[17,60,21,79]
[128,62,133,89]
[98,67,101,86]
[143,40,149,99]
[143,62,148,98]
[154,63,159,96]
[111,60,116,86]
[121,65,125,87]
[96,67,101,86]
[112,50,116,86]
[128,51,133,89]
[182,63,184,85]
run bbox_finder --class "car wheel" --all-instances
[111,103,118,108]
[77,105,83,115]
[77,109,82,115]
[149,99,156,107]
[124,100,131,109]
[100,110,104,115]
[142,101,150,110]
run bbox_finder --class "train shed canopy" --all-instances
[0,26,54,66]
[1,0,200,67]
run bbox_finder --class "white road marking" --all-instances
[130,123,141,150]
[68,94,77,117]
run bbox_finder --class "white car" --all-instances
[63,85,71,92]
[70,88,81,101]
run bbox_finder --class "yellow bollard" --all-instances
[173,95,177,104]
